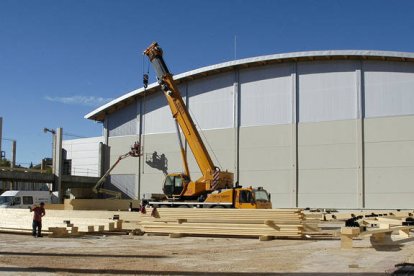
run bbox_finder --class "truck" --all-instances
[0,190,57,209]
[143,42,272,209]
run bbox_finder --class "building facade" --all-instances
[62,137,103,177]
[86,50,414,209]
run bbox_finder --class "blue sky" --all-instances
[1,0,414,165]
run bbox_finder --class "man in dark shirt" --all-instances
[30,202,45,237]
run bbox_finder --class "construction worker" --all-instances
[30,202,45,237]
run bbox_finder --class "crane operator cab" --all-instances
[163,173,190,197]
[235,187,272,209]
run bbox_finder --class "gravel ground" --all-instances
[0,233,413,275]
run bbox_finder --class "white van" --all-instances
[0,190,56,208]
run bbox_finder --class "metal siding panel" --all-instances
[142,84,186,134]
[183,128,235,182]
[188,72,234,130]
[109,174,136,199]
[136,100,141,137]
[364,116,414,142]
[108,136,140,175]
[364,61,414,118]
[142,92,176,134]
[364,116,414,208]
[297,120,358,208]
[239,64,293,126]
[62,137,103,177]
[298,60,358,122]
[239,125,293,207]
[141,133,185,175]
[108,102,137,137]
[298,168,358,209]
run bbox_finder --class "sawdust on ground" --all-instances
[0,233,413,275]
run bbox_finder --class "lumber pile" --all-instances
[320,210,414,221]
[340,216,414,249]
[138,208,317,240]
[0,208,326,240]
[0,209,135,237]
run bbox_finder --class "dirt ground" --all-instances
[0,232,413,275]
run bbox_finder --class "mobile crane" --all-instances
[143,42,272,209]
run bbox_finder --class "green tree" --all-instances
[0,158,10,167]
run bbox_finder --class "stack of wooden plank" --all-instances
[138,208,312,239]
[0,208,326,240]
[340,216,414,249]
[321,210,414,221]
[0,209,131,236]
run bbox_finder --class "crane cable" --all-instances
[143,54,149,89]
[188,108,223,170]
[141,54,150,173]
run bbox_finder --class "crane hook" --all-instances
[143,73,149,89]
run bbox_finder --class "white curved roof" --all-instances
[85,50,414,121]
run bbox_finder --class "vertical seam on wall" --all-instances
[234,69,240,184]
[293,61,299,207]
[142,92,147,175]
[103,117,109,145]
[356,60,366,208]
[360,60,366,208]
[137,99,143,200]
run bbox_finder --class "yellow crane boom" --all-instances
[144,42,233,198]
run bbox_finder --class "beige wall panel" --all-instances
[240,125,292,147]
[239,125,292,171]
[299,144,358,169]
[140,173,166,195]
[140,133,189,197]
[364,116,414,208]
[186,128,236,176]
[239,125,293,207]
[200,128,236,150]
[239,170,291,207]
[239,147,292,170]
[365,168,414,193]
[186,149,235,179]
[365,194,413,209]
[299,169,358,207]
[108,135,140,175]
[141,133,185,174]
[365,141,414,167]
[299,194,357,209]
[299,169,358,194]
[365,116,414,142]
[298,120,357,145]
[298,120,358,208]
[238,170,291,193]
[298,120,358,170]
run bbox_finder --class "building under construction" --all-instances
[85,50,414,209]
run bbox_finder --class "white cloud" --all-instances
[44,95,113,107]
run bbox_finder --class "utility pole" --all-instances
[43,128,56,173]
[0,117,3,158]
[55,128,63,203]
[11,140,16,168]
